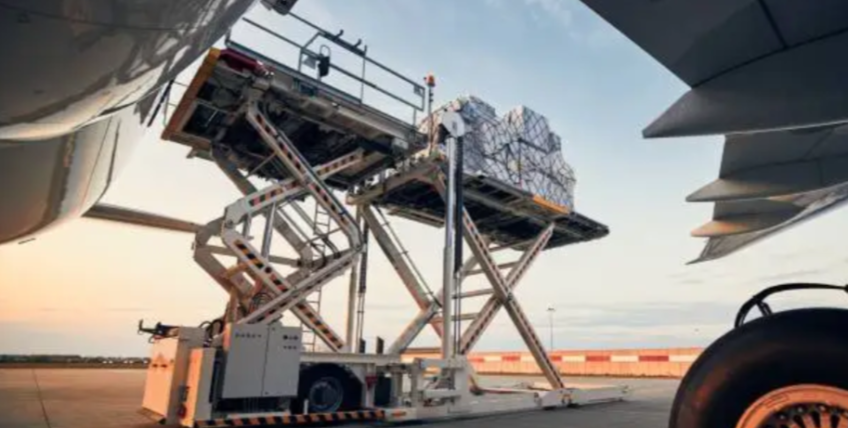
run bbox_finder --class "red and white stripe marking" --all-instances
[405,353,701,363]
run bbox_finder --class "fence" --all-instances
[403,348,703,378]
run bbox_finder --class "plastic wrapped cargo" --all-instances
[421,95,577,210]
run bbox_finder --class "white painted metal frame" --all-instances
[348,156,565,389]
[190,94,368,352]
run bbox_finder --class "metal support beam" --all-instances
[387,255,477,356]
[431,173,564,389]
[83,203,201,234]
[345,207,362,352]
[466,261,518,276]
[196,102,370,352]
[346,161,436,206]
[214,152,313,261]
[459,224,554,354]
[441,132,461,363]
[456,289,493,299]
[432,313,478,323]
[202,244,302,267]
[192,219,346,351]
[236,247,355,325]
[361,205,433,309]
[243,102,362,249]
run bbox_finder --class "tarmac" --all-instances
[0,369,678,428]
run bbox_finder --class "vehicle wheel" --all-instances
[292,364,361,414]
[670,308,848,428]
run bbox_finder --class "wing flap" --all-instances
[692,184,848,263]
[581,0,848,262]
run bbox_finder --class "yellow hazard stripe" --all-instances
[162,48,221,141]
[193,409,386,427]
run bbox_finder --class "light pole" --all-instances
[546,306,555,351]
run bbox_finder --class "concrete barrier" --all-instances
[402,348,703,378]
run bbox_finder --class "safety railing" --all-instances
[226,13,426,126]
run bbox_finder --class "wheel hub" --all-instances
[307,377,343,412]
[737,385,848,428]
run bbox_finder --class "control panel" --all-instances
[221,324,302,399]
[264,324,302,397]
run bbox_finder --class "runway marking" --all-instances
[31,369,54,428]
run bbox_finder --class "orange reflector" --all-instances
[532,195,569,215]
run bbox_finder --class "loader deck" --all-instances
[348,157,608,250]
[160,35,607,250]
[162,45,425,190]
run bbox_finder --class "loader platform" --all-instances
[161,42,607,250]
[162,43,425,190]
[348,156,608,250]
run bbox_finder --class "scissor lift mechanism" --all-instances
[143,14,623,427]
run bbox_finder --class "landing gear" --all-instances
[669,308,848,428]
[305,377,344,413]
[737,385,848,428]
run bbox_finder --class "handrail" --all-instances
[288,12,425,92]
[229,14,426,125]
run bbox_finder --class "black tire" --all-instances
[292,364,362,414]
[670,308,848,428]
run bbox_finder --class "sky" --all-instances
[3,0,848,357]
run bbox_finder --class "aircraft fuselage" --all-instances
[0,0,257,244]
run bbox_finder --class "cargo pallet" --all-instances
[139,10,626,428]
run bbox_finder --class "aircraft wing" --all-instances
[580,1,848,262]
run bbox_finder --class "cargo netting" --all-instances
[421,95,577,210]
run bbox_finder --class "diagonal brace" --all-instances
[459,223,554,354]
[430,173,564,389]
[388,256,478,354]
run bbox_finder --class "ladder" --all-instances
[303,203,335,352]
[360,204,443,349]
[277,199,340,351]
[222,101,362,319]
[373,206,435,302]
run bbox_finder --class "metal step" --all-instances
[432,313,478,323]
[455,289,493,299]
[466,261,517,276]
